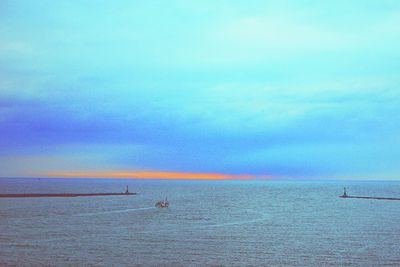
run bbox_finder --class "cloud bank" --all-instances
[1,1,400,179]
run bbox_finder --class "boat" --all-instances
[155,198,169,208]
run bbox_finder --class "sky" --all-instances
[1,0,400,180]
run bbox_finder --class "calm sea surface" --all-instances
[1,178,400,266]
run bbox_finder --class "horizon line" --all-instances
[1,175,399,182]
[33,170,271,180]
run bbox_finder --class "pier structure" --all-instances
[0,186,136,198]
[339,188,400,201]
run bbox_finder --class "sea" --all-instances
[1,178,400,266]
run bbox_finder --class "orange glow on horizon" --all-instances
[41,170,268,180]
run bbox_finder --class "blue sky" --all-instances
[1,0,400,179]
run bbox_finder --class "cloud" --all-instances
[1,1,400,179]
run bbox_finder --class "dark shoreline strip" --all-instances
[0,193,136,198]
[339,195,400,201]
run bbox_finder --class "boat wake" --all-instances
[136,209,269,234]
[76,207,155,216]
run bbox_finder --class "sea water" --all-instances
[1,178,400,266]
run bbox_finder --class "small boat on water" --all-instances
[155,198,169,208]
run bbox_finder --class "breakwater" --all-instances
[339,195,400,201]
[0,192,136,198]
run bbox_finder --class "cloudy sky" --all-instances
[1,0,400,179]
